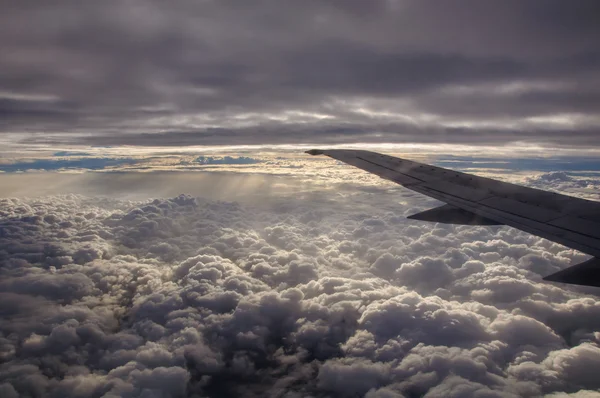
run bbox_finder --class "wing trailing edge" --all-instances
[407,204,504,226]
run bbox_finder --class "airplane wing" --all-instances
[306,149,600,287]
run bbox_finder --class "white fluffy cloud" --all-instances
[1,171,600,397]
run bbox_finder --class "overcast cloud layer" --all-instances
[1,0,599,148]
[1,170,600,397]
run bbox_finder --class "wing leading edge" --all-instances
[306,149,600,288]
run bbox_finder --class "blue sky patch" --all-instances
[0,158,139,172]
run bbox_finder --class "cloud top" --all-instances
[1,172,600,396]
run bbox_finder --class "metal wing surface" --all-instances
[306,149,600,287]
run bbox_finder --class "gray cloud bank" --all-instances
[1,1,599,147]
[1,173,600,397]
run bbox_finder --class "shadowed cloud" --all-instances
[0,0,599,148]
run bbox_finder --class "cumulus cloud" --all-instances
[1,171,600,397]
[526,172,600,202]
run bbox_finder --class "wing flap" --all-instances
[478,196,563,223]
[358,154,440,182]
[408,204,504,225]
[549,216,600,240]
[355,158,422,185]
[420,180,494,202]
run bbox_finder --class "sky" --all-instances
[0,0,599,153]
[2,1,600,398]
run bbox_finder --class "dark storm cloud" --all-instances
[23,124,600,148]
[1,0,599,146]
